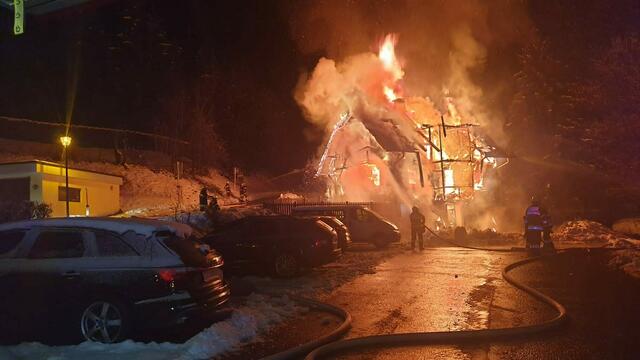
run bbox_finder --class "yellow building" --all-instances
[0,160,122,217]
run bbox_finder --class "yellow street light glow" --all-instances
[60,136,72,147]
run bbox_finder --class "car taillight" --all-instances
[314,238,328,247]
[158,269,177,282]
[156,268,190,283]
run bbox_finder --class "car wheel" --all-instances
[273,252,299,278]
[79,300,130,343]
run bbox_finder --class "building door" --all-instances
[0,177,30,202]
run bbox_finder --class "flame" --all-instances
[383,86,398,102]
[378,34,402,79]
[378,34,403,102]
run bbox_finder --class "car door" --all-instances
[20,227,91,331]
[207,218,250,264]
[0,228,30,336]
[237,217,274,262]
[82,229,150,301]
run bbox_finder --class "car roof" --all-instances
[0,217,193,238]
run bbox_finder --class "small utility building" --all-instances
[0,160,122,217]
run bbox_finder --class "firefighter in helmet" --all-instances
[410,206,426,251]
[524,196,552,249]
[199,187,209,211]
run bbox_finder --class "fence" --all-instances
[263,200,377,215]
[0,115,193,169]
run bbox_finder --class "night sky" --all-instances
[0,0,639,184]
[0,1,323,173]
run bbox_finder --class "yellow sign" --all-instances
[13,0,24,35]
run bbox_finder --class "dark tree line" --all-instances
[502,0,640,222]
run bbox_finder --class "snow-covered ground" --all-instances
[553,220,640,279]
[0,294,305,360]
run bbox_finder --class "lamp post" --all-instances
[60,136,72,217]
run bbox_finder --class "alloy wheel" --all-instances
[80,301,124,343]
[274,253,298,277]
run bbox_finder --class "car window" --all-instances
[29,230,85,259]
[94,231,138,257]
[0,230,26,259]
[160,234,210,267]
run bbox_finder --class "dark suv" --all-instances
[0,218,230,344]
[202,215,341,277]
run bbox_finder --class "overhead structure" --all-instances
[0,0,95,16]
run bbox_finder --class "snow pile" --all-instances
[0,294,303,360]
[552,220,636,246]
[609,249,640,278]
[613,217,640,236]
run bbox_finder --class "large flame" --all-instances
[378,34,403,80]
[378,34,403,102]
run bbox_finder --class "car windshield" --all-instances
[157,232,210,268]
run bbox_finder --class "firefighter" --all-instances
[524,196,548,249]
[410,206,426,251]
[224,181,232,197]
[239,182,248,203]
[542,212,555,251]
[199,187,209,211]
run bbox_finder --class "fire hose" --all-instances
[261,228,569,360]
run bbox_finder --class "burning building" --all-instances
[300,35,508,229]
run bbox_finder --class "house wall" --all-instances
[40,174,120,217]
[0,161,122,217]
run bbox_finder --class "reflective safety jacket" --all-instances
[524,205,549,231]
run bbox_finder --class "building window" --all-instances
[58,186,81,202]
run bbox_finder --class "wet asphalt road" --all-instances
[232,246,640,360]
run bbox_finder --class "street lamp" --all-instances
[60,135,72,217]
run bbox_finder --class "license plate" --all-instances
[202,269,219,283]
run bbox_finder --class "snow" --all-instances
[163,206,275,233]
[553,220,640,279]
[612,217,640,236]
[0,294,304,360]
[0,217,193,238]
[553,220,638,246]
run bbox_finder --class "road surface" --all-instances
[228,246,640,359]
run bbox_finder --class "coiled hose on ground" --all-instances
[262,229,568,360]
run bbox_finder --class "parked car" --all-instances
[0,217,230,344]
[298,216,351,250]
[202,215,341,277]
[291,204,400,248]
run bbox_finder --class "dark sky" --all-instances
[0,0,322,173]
[0,0,638,177]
